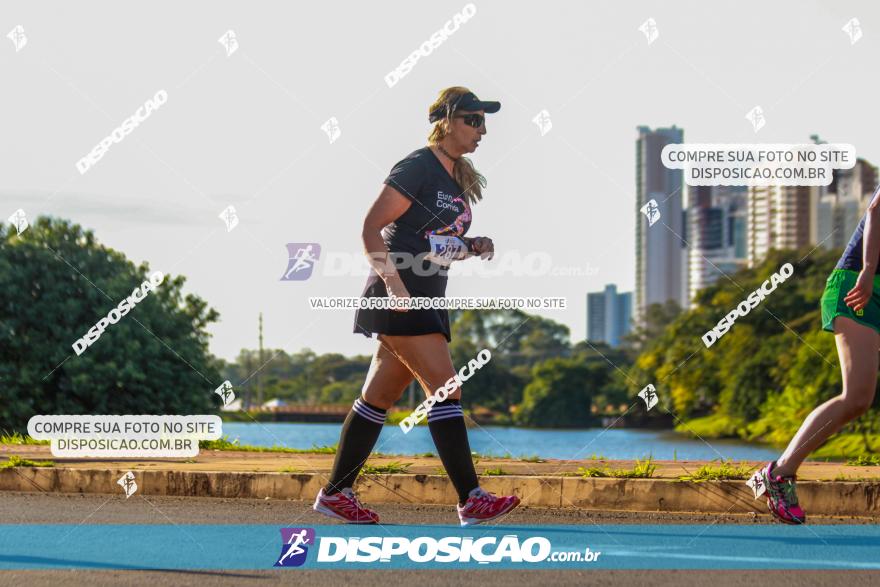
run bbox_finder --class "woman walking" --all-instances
[313,87,520,526]
[754,186,880,524]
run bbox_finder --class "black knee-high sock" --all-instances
[427,398,479,504]
[325,398,386,494]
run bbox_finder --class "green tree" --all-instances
[571,340,632,410]
[747,330,843,445]
[628,245,880,449]
[0,217,221,431]
[449,310,572,414]
[514,357,601,427]
[319,380,363,404]
[451,309,570,364]
[620,299,682,355]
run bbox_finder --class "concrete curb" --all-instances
[2,467,879,516]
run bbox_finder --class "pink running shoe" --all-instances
[313,487,380,524]
[753,461,806,525]
[457,487,521,527]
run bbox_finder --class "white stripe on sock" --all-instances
[427,411,464,423]
[354,398,386,418]
[427,405,463,414]
[353,403,386,424]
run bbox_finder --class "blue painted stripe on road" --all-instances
[1,524,878,570]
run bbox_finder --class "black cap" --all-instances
[429,92,501,123]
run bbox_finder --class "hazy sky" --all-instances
[3,0,877,362]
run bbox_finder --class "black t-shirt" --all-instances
[836,214,880,273]
[382,147,472,257]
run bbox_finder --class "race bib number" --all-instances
[425,235,467,267]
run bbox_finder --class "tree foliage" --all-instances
[630,246,880,446]
[1,217,221,431]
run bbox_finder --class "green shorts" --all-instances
[821,269,880,335]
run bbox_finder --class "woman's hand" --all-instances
[470,236,495,260]
[844,270,874,313]
[385,274,411,313]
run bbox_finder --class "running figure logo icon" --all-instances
[638,383,658,411]
[281,243,321,281]
[7,25,27,52]
[745,106,766,133]
[215,380,236,407]
[842,18,862,45]
[218,206,239,232]
[321,117,341,144]
[640,199,661,226]
[747,472,766,498]
[638,18,659,45]
[532,110,552,136]
[118,471,138,498]
[218,30,239,56]
[275,528,315,567]
[7,209,28,235]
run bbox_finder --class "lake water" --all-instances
[220,422,780,461]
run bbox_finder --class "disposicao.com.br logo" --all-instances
[272,528,601,568]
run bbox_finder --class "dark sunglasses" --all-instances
[453,113,485,128]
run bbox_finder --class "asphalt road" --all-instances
[1,492,878,587]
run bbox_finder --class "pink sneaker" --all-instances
[313,487,380,524]
[457,487,521,527]
[753,461,806,525]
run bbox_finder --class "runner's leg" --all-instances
[381,333,479,504]
[324,342,412,493]
[774,316,879,477]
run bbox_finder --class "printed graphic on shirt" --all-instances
[422,191,470,266]
[425,193,471,239]
[381,148,473,260]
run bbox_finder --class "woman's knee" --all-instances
[421,373,462,401]
[362,381,408,410]
[841,388,875,418]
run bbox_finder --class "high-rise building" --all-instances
[635,125,686,321]
[587,284,633,347]
[747,185,817,267]
[686,185,748,304]
[817,158,878,250]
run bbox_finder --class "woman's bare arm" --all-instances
[362,185,412,298]
[861,186,880,275]
[844,185,880,311]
